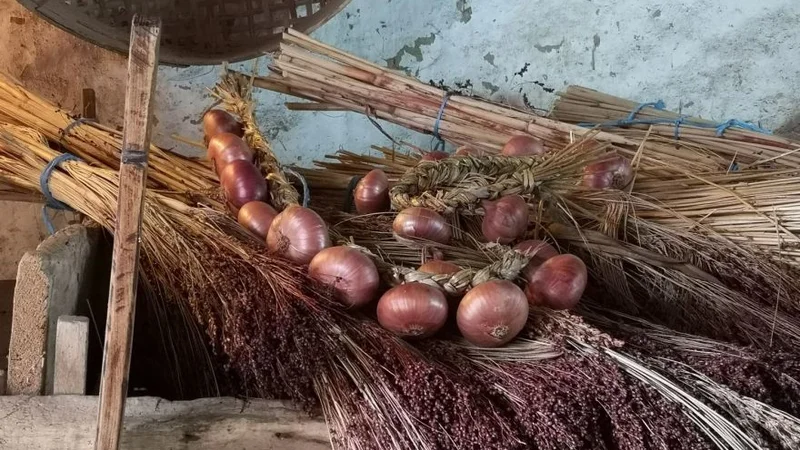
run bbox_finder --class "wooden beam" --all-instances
[0,396,331,449]
[53,316,89,395]
[95,16,160,450]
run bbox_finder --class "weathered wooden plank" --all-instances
[0,396,331,449]
[95,16,161,450]
[53,316,89,395]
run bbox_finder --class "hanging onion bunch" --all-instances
[354,169,390,214]
[203,109,244,142]
[482,195,529,244]
[393,207,452,244]
[502,135,546,156]
[524,254,587,310]
[377,283,448,338]
[308,246,380,308]
[457,280,529,347]
[267,205,331,264]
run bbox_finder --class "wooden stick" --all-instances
[53,315,90,395]
[95,16,160,450]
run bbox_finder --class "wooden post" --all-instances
[95,16,160,450]
[53,316,90,395]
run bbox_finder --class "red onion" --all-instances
[267,205,331,264]
[237,201,278,239]
[207,133,254,174]
[524,254,587,310]
[502,135,546,156]
[203,109,244,141]
[421,151,449,161]
[457,280,529,347]
[582,155,634,190]
[220,160,268,208]
[377,283,448,338]
[393,207,452,244]
[418,260,461,275]
[481,195,529,244]
[354,169,390,214]
[515,239,559,281]
[454,146,485,157]
[308,246,379,308]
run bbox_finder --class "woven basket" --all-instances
[17,0,350,66]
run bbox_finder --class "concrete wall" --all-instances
[154,0,800,165]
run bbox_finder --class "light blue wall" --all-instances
[156,0,800,165]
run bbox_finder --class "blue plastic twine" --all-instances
[625,100,666,122]
[39,153,81,235]
[431,94,450,151]
[577,99,770,140]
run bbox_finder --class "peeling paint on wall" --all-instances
[456,0,473,23]
[385,33,437,73]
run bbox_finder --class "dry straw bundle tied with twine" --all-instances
[2,98,798,448]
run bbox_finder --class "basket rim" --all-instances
[16,0,352,66]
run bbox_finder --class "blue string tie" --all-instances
[39,153,81,234]
[577,99,771,140]
[625,100,666,122]
[60,117,96,138]
[431,93,450,152]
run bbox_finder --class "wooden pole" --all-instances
[95,16,160,450]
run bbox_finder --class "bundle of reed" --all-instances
[7,120,794,448]
[0,72,219,199]
[245,29,794,178]
[244,30,647,155]
[210,72,300,209]
[620,170,800,264]
[550,85,800,169]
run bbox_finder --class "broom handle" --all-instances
[95,16,161,450]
